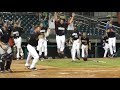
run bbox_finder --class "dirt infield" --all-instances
[1,60,120,78]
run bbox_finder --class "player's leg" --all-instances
[25,52,31,67]
[104,43,109,57]
[84,45,88,61]
[19,37,24,59]
[108,38,113,56]
[26,44,39,69]
[0,60,5,73]
[71,41,76,61]
[13,38,18,59]
[38,39,43,59]
[104,48,108,57]
[56,35,61,57]
[5,56,13,73]
[82,45,87,61]
[60,35,65,58]
[29,47,39,70]
[25,44,32,67]
[81,45,85,59]
[76,40,80,60]
[113,37,116,54]
[43,40,48,59]
[15,38,20,60]
[5,45,13,72]
[0,46,6,72]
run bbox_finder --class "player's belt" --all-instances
[14,36,20,39]
[56,34,65,36]
[109,36,115,38]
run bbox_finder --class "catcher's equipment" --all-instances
[0,52,13,61]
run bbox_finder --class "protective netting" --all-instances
[0,12,39,32]
[0,12,119,41]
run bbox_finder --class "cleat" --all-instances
[6,69,13,73]
[43,56,48,59]
[83,58,87,61]
[76,57,80,60]
[1,70,5,73]
[25,64,30,69]
[30,67,37,71]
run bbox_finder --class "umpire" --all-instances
[0,23,13,73]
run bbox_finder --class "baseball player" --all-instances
[0,23,13,73]
[107,24,116,57]
[81,32,91,61]
[54,12,75,58]
[37,23,51,60]
[71,27,81,61]
[102,33,109,58]
[12,22,24,60]
[25,26,40,70]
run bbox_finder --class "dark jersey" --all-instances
[107,30,115,38]
[103,36,109,43]
[0,21,3,29]
[0,27,12,44]
[72,30,81,40]
[55,21,69,36]
[12,27,23,38]
[81,37,89,45]
[28,33,39,47]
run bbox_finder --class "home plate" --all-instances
[58,72,70,75]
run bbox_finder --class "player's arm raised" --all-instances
[68,13,75,25]
[45,28,51,37]
[54,12,58,22]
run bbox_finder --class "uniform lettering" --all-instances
[58,27,65,30]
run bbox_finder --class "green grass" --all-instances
[38,58,120,68]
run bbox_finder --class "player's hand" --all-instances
[48,28,51,32]
[72,13,75,17]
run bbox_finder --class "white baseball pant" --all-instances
[81,44,88,58]
[103,43,110,57]
[14,37,23,59]
[37,39,47,56]
[25,44,39,69]
[71,39,80,61]
[108,37,116,55]
[56,35,65,52]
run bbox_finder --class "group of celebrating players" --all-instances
[0,12,117,72]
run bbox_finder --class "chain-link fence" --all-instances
[0,12,120,41]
